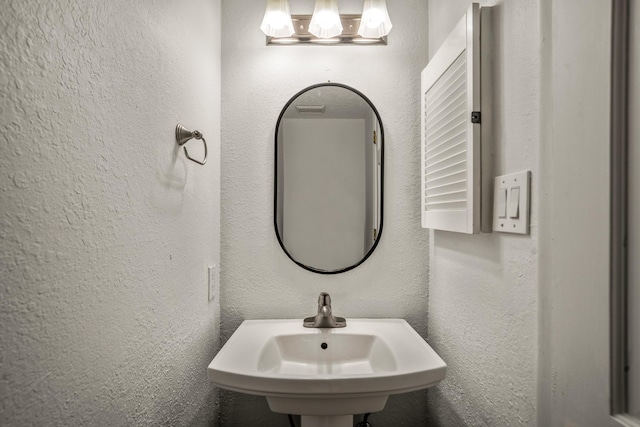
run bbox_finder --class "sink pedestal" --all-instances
[266,395,387,415]
[267,395,386,427]
[301,415,352,427]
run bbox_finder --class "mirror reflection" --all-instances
[275,83,384,274]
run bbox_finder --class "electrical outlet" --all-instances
[208,265,218,302]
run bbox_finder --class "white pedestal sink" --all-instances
[207,319,446,427]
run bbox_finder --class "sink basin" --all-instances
[208,319,446,426]
[258,332,398,376]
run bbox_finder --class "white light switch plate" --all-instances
[493,170,531,234]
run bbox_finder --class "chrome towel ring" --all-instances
[175,124,208,165]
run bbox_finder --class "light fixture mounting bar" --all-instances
[295,105,326,113]
[266,15,388,45]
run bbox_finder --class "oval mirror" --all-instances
[274,83,384,274]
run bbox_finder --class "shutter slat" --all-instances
[424,54,466,112]
[425,169,467,188]
[426,150,466,173]
[425,200,467,210]
[426,190,467,205]
[426,133,466,160]
[427,105,467,142]
[426,178,467,194]
[425,80,466,128]
[425,87,467,130]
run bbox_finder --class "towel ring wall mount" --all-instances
[176,123,208,165]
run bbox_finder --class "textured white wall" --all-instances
[426,1,540,426]
[0,1,221,425]
[220,0,430,425]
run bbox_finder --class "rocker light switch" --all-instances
[493,171,531,235]
[509,187,520,218]
[498,188,507,218]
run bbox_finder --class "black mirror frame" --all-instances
[273,82,385,275]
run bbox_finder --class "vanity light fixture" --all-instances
[358,0,393,38]
[308,0,343,39]
[262,0,391,45]
[260,0,295,38]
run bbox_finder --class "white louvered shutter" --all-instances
[421,3,480,234]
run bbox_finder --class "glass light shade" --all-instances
[260,0,295,38]
[358,0,393,38]
[308,0,343,39]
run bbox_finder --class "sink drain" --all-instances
[320,342,328,350]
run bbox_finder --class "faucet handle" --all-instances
[318,292,331,307]
[318,292,331,313]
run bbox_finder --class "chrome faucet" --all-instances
[303,292,346,328]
